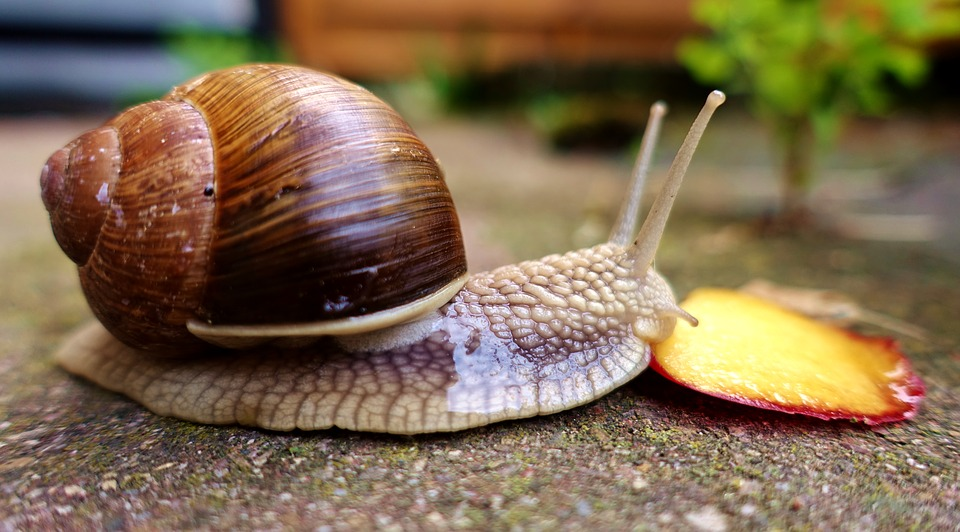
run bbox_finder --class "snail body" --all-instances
[43,64,725,434]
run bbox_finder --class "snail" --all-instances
[41,64,725,434]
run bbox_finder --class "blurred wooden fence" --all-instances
[279,0,697,79]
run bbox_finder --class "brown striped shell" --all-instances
[40,64,467,353]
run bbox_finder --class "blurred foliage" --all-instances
[117,27,288,107]
[166,26,289,77]
[524,94,656,152]
[679,0,960,219]
[412,62,701,152]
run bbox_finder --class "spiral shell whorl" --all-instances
[79,101,217,351]
[43,64,467,352]
[172,65,466,327]
[40,127,121,265]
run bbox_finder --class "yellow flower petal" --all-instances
[652,288,924,424]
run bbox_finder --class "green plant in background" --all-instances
[680,0,960,222]
[167,27,288,77]
[118,27,288,107]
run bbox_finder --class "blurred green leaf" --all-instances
[678,40,736,84]
[165,26,288,77]
[885,46,929,85]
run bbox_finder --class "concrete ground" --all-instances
[1,106,958,529]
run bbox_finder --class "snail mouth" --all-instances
[185,273,469,349]
[631,303,699,345]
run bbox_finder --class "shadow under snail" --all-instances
[40,64,725,434]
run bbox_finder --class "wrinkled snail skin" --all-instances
[44,63,725,434]
[57,244,682,434]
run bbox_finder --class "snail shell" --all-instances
[43,64,725,433]
[40,65,467,352]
